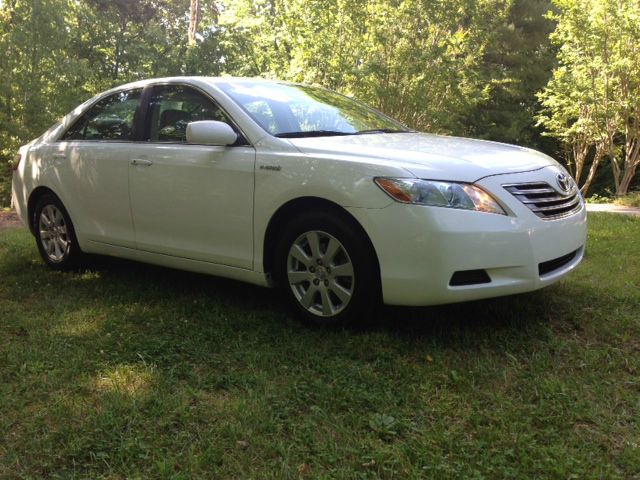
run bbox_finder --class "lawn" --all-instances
[615,191,640,208]
[1,214,639,479]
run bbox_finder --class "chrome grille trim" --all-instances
[502,182,582,219]
[510,187,556,195]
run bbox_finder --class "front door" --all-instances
[128,84,255,269]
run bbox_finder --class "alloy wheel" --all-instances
[38,204,70,263]
[286,230,355,317]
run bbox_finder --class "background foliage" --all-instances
[538,0,640,196]
[0,0,638,207]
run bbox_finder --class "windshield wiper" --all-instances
[275,130,358,138]
[356,128,413,134]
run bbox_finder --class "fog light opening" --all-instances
[449,269,492,287]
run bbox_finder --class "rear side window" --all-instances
[62,89,142,141]
[147,85,232,142]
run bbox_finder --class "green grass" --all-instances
[614,191,640,208]
[1,214,639,479]
[586,190,640,207]
[585,193,614,204]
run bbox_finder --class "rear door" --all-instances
[47,88,142,248]
[128,84,256,269]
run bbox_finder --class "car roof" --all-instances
[108,76,297,93]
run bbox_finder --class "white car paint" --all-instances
[11,76,587,307]
[127,142,255,269]
[286,132,559,182]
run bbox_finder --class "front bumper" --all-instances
[347,167,587,306]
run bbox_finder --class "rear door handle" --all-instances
[52,153,66,159]
[131,158,153,167]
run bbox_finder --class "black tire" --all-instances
[33,193,83,270]
[274,210,380,327]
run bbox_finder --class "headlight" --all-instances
[374,177,506,215]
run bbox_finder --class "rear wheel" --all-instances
[275,211,380,327]
[33,193,83,270]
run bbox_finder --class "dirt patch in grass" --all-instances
[0,209,23,230]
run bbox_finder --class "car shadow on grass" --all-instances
[374,293,556,333]
[75,254,562,350]
[0,224,571,367]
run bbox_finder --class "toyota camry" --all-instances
[11,77,587,326]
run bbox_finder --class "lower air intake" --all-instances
[449,269,491,286]
[538,249,578,276]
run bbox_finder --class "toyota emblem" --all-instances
[556,173,572,193]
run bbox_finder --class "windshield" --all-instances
[217,81,411,138]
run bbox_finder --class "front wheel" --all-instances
[33,193,83,270]
[275,211,380,327]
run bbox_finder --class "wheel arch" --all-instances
[262,196,381,282]
[27,186,60,235]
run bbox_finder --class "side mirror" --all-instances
[186,120,238,146]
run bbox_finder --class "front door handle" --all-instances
[131,158,153,167]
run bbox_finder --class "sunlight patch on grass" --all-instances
[94,363,157,398]
[75,270,103,282]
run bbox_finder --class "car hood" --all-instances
[288,132,560,182]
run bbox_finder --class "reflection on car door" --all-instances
[128,84,256,269]
[48,88,142,248]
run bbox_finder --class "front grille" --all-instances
[538,249,578,276]
[503,182,581,219]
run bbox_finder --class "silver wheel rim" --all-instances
[38,204,70,263]
[287,230,355,317]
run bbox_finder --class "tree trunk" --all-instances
[614,122,640,196]
[113,17,127,80]
[571,137,589,185]
[618,168,636,196]
[188,0,200,46]
[580,143,605,196]
[618,139,639,195]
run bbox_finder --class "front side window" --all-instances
[218,81,410,138]
[147,85,232,142]
[62,89,142,141]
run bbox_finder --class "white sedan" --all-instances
[11,77,587,326]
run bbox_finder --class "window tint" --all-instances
[148,85,232,142]
[62,89,142,141]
